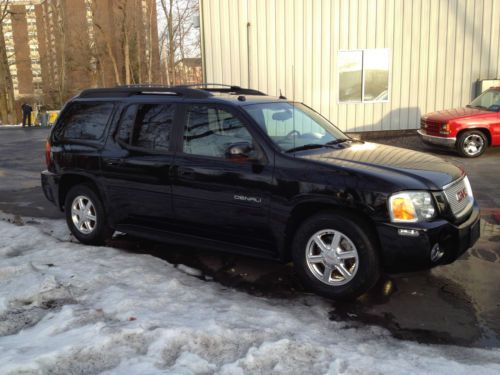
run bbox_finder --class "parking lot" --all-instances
[1,126,499,349]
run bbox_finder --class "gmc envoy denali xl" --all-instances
[41,84,480,299]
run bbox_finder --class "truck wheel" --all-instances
[64,184,113,245]
[292,212,380,300]
[456,130,488,158]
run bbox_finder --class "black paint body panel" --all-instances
[41,93,479,273]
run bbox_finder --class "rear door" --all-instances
[171,103,275,253]
[101,102,180,229]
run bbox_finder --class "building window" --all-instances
[338,49,390,103]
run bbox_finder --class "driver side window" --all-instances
[183,104,254,158]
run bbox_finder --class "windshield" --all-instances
[468,89,500,111]
[243,102,348,152]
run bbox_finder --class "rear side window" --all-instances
[58,102,114,141]
[116,104,176,152]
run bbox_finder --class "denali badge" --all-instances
[234,194,262,203]
[456,188,468,203]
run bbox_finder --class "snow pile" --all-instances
[0,219,499,374]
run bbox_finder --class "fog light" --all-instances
[430,243,444,262]
[398,228,419,237]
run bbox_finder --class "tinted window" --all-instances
[183,105,253,158]
[59,102,114,140]
[131,104,175,151]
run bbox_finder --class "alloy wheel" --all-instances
[463,134,484,156]
[71,195,97,235]
[305,229,359,286]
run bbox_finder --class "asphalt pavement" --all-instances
[0,126,499,348]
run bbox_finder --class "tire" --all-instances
[456,130,488,158]
[291,212,380,300]
[64,184,113,245]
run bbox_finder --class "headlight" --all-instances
[440,123,450,135]
[388,191,436,223]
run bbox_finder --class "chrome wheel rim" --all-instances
[305,229,359,286]
[463,134,484,156]
[71,195,97,235]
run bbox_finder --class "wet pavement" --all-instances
[0,126,499,348]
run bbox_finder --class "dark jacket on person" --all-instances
[22,104,33,114]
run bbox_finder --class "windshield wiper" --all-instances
[326,138,364,145]
[285,138,364,153]
[285,143,328,153]
[467,104,488,110]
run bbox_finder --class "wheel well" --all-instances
[283,202,380,261]
[457,128,491,146]
[58,174,100,210]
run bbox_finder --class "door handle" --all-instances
[178,168,195,177]
[105,159,124,166]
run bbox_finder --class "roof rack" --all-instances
[79,85,212,99]
[78,83,267,99]
[179,83,266,96]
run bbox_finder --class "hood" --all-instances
[297,142,463,190]
[422,107,490,123]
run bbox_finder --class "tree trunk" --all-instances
[0,24,16,124]
[124,31,130,85]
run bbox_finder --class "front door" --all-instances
[101,102,178,228]
[172,103,275,252]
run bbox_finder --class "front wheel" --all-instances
[64,184,113,245]
[456,130,488,158]
[292,212,380,300]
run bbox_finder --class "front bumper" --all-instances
[417,129,456,148]
[41,170,60,208]
[376,202,480,273]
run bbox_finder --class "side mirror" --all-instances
[225,141,254,161]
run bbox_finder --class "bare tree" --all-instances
[90,1,122,85]
[48,0,68,106]
[90,0,158,86]
[0,0,16,124]
[159,0,199,85]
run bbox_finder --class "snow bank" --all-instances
[0,218,499,374]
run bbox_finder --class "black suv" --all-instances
[41,84,480,299]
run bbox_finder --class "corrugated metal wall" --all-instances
[200,0,500,132]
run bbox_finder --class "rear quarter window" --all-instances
[56,102,114,141]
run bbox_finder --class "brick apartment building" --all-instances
[2,0,161,106]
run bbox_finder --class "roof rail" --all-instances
[179,83,266,96]
[78,84,267,99]
[79,85,212,99]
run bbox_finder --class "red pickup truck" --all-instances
[418,87,500,157]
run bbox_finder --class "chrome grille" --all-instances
[420,119,442,134]
[443,178,473,218]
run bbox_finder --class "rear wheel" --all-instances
[292,212,380,300]
[456,130,488,158]
[64,184,112,245]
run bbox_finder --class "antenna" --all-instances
[279,89,287,100]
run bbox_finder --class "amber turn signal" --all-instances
[391,197,417,221]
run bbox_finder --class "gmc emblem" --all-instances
[456,188,468,203]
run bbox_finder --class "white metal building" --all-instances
[199,0,500,132]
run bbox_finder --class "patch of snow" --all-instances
[176,263,204,277]
[0,218,499,374]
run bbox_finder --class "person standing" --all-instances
[37,107,49,127]
[21,103,33,127]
